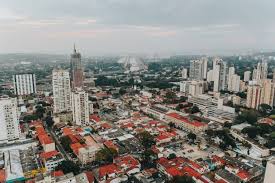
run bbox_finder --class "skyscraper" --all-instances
[0,97,20,143]
[244,71,251,82]
[71,88,89,126]
[227,66,235,91]
[181,68,188,79]
[70,45,84,89]
[213,58,227,92]
[246,79,275,109]
[13,73,36,96]
[189,58,208,80]
[273,68,275,82]
[52,69,71,113]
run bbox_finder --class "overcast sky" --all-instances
[0,0,275,56]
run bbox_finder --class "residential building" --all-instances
[180,80,206,96]
[0,97,20,143]
[244,71,251,82]
[246,85,262,109]
[71,88,89,126]
[181,68,188,79]
[273,68,275,82]
[165,113,208,133]
[227,67,235,91]
[40,151,64,172]
[246,79,275,109]
[189,58,208,80]
[70,45,84,89]
[264,158,275,183]
[13,73,36,96]
[52,69,71,113]
[213,58,227,92]
[207,70,213,82]
[228,74,240,92]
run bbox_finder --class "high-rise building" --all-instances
[227,67,235,91]
[246,85,262,109]
[213,58,227,92]
[180,80,206,96]
[260,79,275,106]
[181,68,188,79]
[13,73,36,96]
[264,158,275,183]
[201,57,208,79]
[228,74,240,92]
[273,68,275,82]
[254,60,268,82]
[71,88,89,126]
[252,68,258,81]
[70,45,84,89]
[246,79,275,109]
[52,69,71,113]
[207,70,213,82]
[189,58,208,80]
[0,97,20,143]
[244,71,251,82]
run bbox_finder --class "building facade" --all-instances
[213,58,228,92]
[70,45,84,89]
[13,73,36,96]
[0,97,20,143]
[52,69,71,113]
[71,88,89,126]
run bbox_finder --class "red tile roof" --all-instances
[52,170,64,177]
[237,170,250,180]
[38,134,53,145]
[167,113,207,127]
[85,171,95,183]
[98,164,121,179]
[63,127,73,136]
[71,143,84,155]
[40,150,59,160]
[0,169,5,182]
[90,114,101,123]
[114,155,140,170]
[104,140,118,151]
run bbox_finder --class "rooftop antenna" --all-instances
[73,43,76,53]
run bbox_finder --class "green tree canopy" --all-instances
[57,160,80,175]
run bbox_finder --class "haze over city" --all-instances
[1,0,275,55]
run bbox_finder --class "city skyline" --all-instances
[1,0,275,55]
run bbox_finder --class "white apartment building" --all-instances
[228,74,240,92]
[181,68,188,79]
[52,69,71,113]
[0,97,20,143]
[180,80,206,96]
[244,71,251,82]
[213,58,227,92]
[13,73,36,96]
[189,58,208,80]
[71,88,89,126]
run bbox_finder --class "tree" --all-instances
[119,87,127,96]
[23,114,39,122]
[35,105,45,119]
[45,116,54,128]
[138,131,156,149]
[258,104,273,117]
[191,105,200,114]
[168,153,177,160]
[95,148,118,163]
[57,160,80,175]
[241,127,258,139]
[60,136,72,152]
[168,175,195,183]
[234,110,258,125]
[187,133,197,142]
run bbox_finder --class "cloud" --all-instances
[0,0,275,54]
